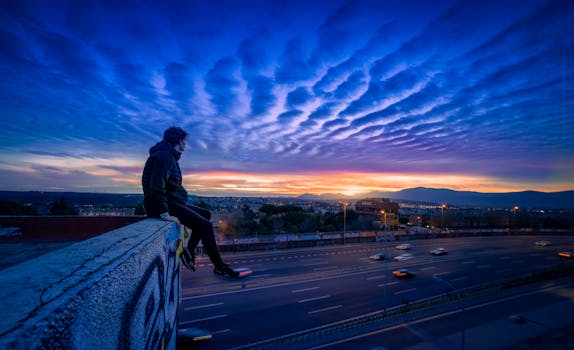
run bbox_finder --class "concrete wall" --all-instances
[0,219,180,350]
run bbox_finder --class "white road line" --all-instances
[367,275,386,280]
[461,260,475,264]
[378,281,399,287]
[308,305,343,315]
[179,314,228,325]
[421,266,436,271]
[303,260,329,266]
[212,329,230,335]
[433,271,450,276]
[292,287,320,293]
[395,288,417,295]
[250,274,272,279]
[298,295,331,303]
[184,302,223,311]
[478,264,492,269]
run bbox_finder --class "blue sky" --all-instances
[0,0,573,196]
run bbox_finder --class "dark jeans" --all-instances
[169,203,225,267]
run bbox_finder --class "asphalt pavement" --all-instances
[179,235,574,349]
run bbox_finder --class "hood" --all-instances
[149,140,182,160]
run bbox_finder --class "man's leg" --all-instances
[170,203,225,268]
[183,204,211,251]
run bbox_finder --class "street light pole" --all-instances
[433,275,465,350]
[343,202,348,245]
[440,204,446,231]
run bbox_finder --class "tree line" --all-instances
[212,203,375,237]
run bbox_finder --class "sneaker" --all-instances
[213,264,239,279]
[180,249,195,271]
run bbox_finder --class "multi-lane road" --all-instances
[179,235,574,349]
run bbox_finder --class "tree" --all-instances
[50,197,78,215]
[0,199,39,215]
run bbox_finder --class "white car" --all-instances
[370,252,386,261]
[394,253,413,261]
[430,247,447,256]
[396,243,412,250]
[535,240,551,247]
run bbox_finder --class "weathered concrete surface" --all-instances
[0,219,180,350]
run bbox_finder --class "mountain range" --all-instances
[297,187,574,209]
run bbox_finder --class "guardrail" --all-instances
[217,229,573,252]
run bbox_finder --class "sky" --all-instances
[1,0,573,197]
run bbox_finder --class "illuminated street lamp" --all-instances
[512,206,519,229]
[343,202,348,245]
[380,210,387,231]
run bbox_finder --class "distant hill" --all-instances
[297,187,574,209]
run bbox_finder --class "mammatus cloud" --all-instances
[0,0,572,195]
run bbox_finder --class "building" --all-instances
[355,198,400,229]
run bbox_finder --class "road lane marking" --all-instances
[303,261,329,267]
[478,264,492,269]
[292,287,320,293]
[212,329,230,334]
[184,302,223,311]
[378,281,399,287]
[367,275,386,280]
[461,260,475,264]
[298,295,331,303]
[180,314,228,325]
[395,288,416,295]
[308,305,343,314]
[421,266,436,271]
[433,271,450,276]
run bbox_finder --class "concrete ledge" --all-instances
[0,219,180,350]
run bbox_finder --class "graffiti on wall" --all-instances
[118,237,180,350]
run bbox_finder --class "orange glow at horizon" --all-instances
[182,171,573,196]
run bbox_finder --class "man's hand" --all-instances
[164,215,180,224]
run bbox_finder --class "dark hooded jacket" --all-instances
[142,140,188,217]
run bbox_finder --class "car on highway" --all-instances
[394,253,413,261]
[369,252,386,261]
[430,247,447,256]
[558,251,573,259]
[535,240,551,247]
[392,269,415,279]
[395,243,412,250]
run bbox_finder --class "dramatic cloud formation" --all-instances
[0,0,573,196]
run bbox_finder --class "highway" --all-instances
[178,235,574,349]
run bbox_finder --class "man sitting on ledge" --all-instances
[142,126,239,279]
